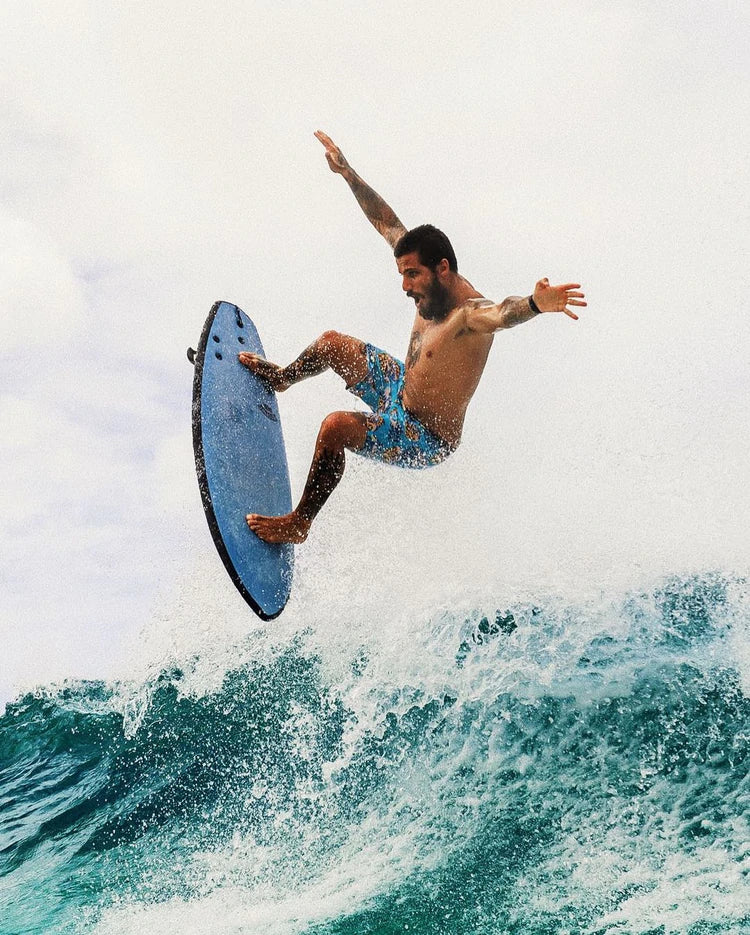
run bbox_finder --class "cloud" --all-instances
[0,211,87,352]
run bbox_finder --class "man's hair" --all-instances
[394,224,458,273]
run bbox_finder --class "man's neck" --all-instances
[450,273,483,308]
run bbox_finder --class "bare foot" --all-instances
[238,353,290,392]
[246,511,311,544]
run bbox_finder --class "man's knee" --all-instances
[319,411,366,449]
[318,330,344,356]
[319,330,365,360]
[320,410,353,439]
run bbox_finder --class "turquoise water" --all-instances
[1,573,748,934]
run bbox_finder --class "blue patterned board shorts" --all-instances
[347,343,455,469]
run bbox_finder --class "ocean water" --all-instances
[2,567,748,935]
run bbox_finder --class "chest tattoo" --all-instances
[406,331,423,370]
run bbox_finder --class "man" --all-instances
[239,131,586,544]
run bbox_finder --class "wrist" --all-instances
[528,294,542,315]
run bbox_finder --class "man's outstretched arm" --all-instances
[465,278,587,332]
[315,131,407,248]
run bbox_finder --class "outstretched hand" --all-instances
[533,279,587,320]
[314,130,351,175]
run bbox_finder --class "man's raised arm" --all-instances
[315,131,407,248]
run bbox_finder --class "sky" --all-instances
[1,0,749,703]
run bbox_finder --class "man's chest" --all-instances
[404,318,476,373]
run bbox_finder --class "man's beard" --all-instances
[417,277,452,321]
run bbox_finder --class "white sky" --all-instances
[1,0,749,702]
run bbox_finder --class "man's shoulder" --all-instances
[448,297,494,337]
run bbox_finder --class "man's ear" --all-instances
[436,258,451,280]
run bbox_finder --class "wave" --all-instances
[1,572,748,935]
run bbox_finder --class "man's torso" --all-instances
[401,306,494,446]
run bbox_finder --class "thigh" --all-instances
[320,332,371,387]
[346,343,405,413]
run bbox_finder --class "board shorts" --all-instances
[347,343,455,469]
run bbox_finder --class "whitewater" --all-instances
[2,407,749,935]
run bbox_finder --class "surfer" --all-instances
[239,131,586,544]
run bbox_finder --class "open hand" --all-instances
[314,130,351,175]
[533,278,587,320]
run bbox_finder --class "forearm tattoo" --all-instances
[348,174,404,241]
[495,296,536,330]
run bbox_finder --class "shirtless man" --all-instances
[239,131,586,544]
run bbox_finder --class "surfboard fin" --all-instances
[187,347,197,365]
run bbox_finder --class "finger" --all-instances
[564,308,579,320]
[317,132,340,157]
[557,283,581,291]
[314,130,333,145]
[567,299,587,307]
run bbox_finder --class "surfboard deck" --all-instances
[190,301,293,619]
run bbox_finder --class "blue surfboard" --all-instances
[190,301,293,619]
